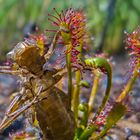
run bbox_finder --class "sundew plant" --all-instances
[0,8,139,140]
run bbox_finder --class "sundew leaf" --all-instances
[93,102,127,139]
[106,102,127,127]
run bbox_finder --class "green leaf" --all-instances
[106,103,127,127]
[79,125,97,140]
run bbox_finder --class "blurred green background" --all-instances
[0,0,140,61]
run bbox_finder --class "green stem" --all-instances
[72,44,82,120]
[79,57,112,140]
[88,70,101,115]
[72,70,81,120]
[85,57,112,118]
[66,44,73,108]
[117,68,138,102]
[95,68,112,117]
[79,125,97,140]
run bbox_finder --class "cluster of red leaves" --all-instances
[125,26,140,70]
[125,26,140,56]
[48,8,86,65]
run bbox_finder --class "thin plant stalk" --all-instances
[85,57,112,119]
[95,70,112,118]
[72,70,81,120]
[66,43,73,108]
[117,68,138,102]
[88,70,101,115]
[72,45,82,120]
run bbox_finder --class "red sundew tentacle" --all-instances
[71,30,81,35]
[61,10,66,22]
[77,34,86,40]
[92,102,113,127]
[57,42,64,45]
[67,17,73,26]
[72,41,80,48]
[48,13,61,23]
[48,18,59,26]
[65,8,73,17]
[65,47,72,55]
[53,8,63,21]
[46,29,57,32]
[72,49,80,56]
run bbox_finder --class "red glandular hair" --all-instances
[91,102,113,127]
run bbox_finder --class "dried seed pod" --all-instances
[35,87,75,140]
